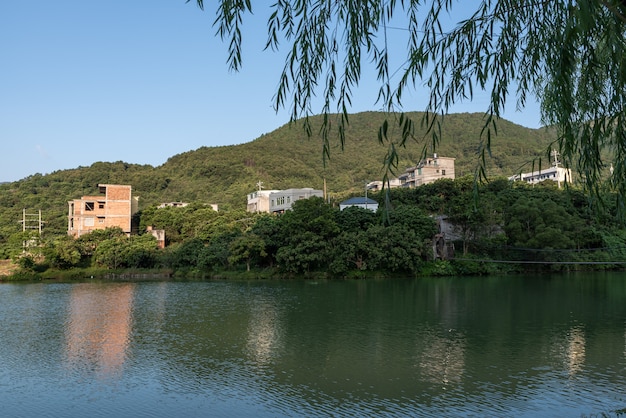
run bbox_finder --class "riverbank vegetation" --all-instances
[3,175,625,281]
[1,112,623,280]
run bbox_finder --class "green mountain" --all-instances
[0,112,556,240]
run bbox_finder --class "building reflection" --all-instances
[565,327,586,375]
[418,330,466,385]
[551,325,586,376]
[246,300,283,366]
[64,283,135,378]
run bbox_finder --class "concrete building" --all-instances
[508,151,572,187]
[247,190,280,213]
[366,179,402,191]
[269,188,324,213]
[146,226,166,249]
[247,187,324,214]
[68,184,139,237]
[398,154,456,188]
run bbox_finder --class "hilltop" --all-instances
[0,112,556,240]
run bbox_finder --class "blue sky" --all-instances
[1,1,542,183]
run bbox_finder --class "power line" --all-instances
[453,258,626,265]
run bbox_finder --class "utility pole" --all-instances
[323,178,328,203]
[551,149,562,188]
[20,209,44,250]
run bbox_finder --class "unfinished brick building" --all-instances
[68,184,139,238]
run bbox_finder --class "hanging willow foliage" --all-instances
[190,0,626,218]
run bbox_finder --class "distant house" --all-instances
[158,202,189,209]
[339,197,379,212]
[68,184,139,237]
[247,190,280,213]
[366,179,402,191]
[398,154,456,188]
[247,187,323,213]
[508,151,572,187]
[146,226,166,249]
[158,202,218,211]
[269,188,324,213]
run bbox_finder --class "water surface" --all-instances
[1,273,625,417]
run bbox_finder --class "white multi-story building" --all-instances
[508,150,572,187]
[269,188,324,213]
[247,187,324,213]
[247,190,280,213]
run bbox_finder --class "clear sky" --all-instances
[1,1,542,183]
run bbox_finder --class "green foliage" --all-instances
[43,236,81,269]
[161,238,206,269]
[335,206,378,234]
[250,214,283,267]
[419,260,456,277]
[5,231,41,259]
[328,231,370,274]
[369,225,424,273]
[15,254,36,271]
[197,230,242,271]
[76,227,126,257]
[276,231,330,273]
[228,234,267,271]
[93,234,158,269]
[273,197,340,273]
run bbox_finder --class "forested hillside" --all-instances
[0,112,556,243]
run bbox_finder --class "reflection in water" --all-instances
[550,326,586,376]
[64,283,135,378]
[246,299,283,367]
[418,330,466,385]
[1,274,625,418]
[566,326,586,375]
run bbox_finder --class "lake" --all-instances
[1,272,625,417]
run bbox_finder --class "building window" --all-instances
[442,170,446,175]
[84,217,95,227]
[85,202,94,211]
[98,217,105,224]
[98,201,105,209]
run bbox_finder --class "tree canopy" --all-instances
[193,0,626,215]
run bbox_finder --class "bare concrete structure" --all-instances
[68,184,139,237]
[146,226,166,249]
[398,154,456,188]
